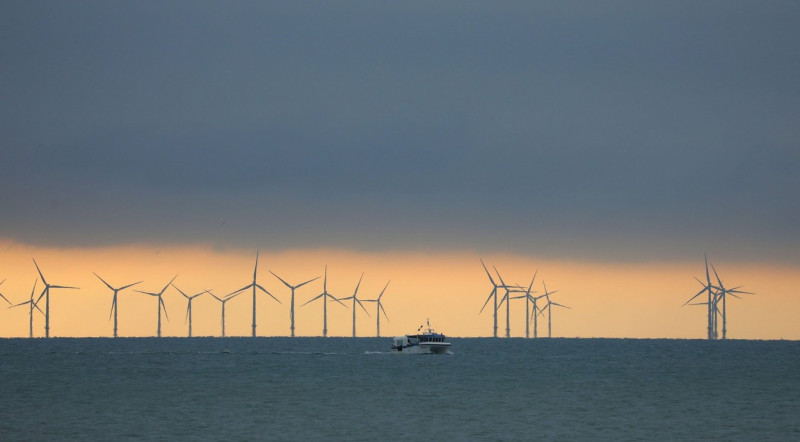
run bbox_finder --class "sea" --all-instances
[1,337,798,441]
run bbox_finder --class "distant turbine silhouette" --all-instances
[510,272,538,338]
[538,283,569,338]
[135,276,176,337]
[94,273,142,338]
[0,279,12,306]
[208,289,246,337]
[683,253,716,340]
[270,271,319,337]
[494,267,525,338]
[529,282,557,338]
[229,252,280,337]
[11,278,44,338]
[478,259,500,338]
[32,258,79,338]
[172,284,208,337]
[710,263,753,340]
[362,281,390,337]
[338,273,371,338]
[301,266,347,337]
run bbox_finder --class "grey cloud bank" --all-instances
[1,1,798,262]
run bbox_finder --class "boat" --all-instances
[391,319,451,354]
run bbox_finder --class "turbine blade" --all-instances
[161,297,169,321]
[32,258,47,285]
[30,278,38,300]
[35,287,47,304]
[51,285,79,290]
[480,259,496,285]
[352,273,364,299]
[551,302,571,309]
[93,273,115,291]
[330,295,348,308]
[227,284,251,297]
[119,281,143,291]
[256,284,281,303]
[355,299,371,316]
[479,288,496,314]
[171,283,189,299]
[301,293,324,307]
[269,271,292,288]
[493,266,507,287]
[377,281,390,300]
[225,290,246,300]
[159,275,177,296]
[109,297,116,321]
[379,303,389,322]
[497,293,508,309]
[526,271,538,295]
[0,292,11,306]
[710,262,723,289]
[296,276,320,288]
[253,251,259,281]
[683,287,708,306]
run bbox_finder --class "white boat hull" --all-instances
[392,342,451,355]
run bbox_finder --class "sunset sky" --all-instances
[1,2,798,339]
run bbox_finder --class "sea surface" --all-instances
[1,338,798,441]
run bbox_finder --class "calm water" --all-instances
[1,338,798,441]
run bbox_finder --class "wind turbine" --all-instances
[494,267,526,338]
[362,281,390,337]
[94,273,142,338]
[229,252,281,337]
[270,271,319,337]
[478,259,500,338]
[539,283,569,338]
[11,278,44,338]
[338,273,371,338]
[172,284,208,337]
[710,263,753,340]
[510,272,538,338]
[135,276,176,337]
[301,266,347,337]
[0,279,12,306]
[32,258,79,338]
[683,253,716,340]
[208,289,246,337]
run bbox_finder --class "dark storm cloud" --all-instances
[1,1,798,262]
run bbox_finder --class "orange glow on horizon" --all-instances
[1,239,798,340]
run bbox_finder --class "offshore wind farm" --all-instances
[2,1,800,440]
[0,252,766,341]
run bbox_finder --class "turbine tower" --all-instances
[478,259,500,338]
[539,283,569,338]
[172,284,208,337]
[338,273,371,338]
[229,252,281,337]
[11,278,44,338]
[32,258,79,338]
[301,266,347,337]
[270,271,319,337]
[135,276,176,337]
[94,273,142,338]
[362,281,390,337]
[208,289,246,337]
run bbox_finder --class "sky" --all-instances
[1,1,798,339]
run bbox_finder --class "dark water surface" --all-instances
[2,338,798,440]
